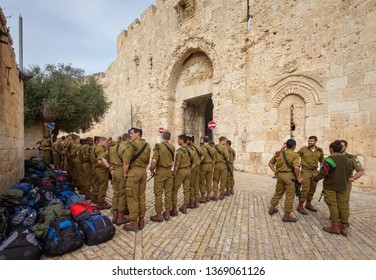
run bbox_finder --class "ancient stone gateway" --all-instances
[86,0,376,189]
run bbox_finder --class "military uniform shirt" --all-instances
[201,145,215,163]
[175,147,191,168]
[187,145,201,166]
[93,145,105,168]
[269,148,300,172]
[297,146,324,169]
[152,142,175,168]
[228,147,236,164]
[344,153,365,173]
[101,142,127,167]
[122,138,151,168]
[214,143,230,163]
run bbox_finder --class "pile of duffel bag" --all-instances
[0,157,115,260]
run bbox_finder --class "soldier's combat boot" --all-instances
[163,209,171,221]
[91,195,98,203]
[179,203,187,214]
[199,194,207,204]
[219,193,226,200]
[230,188,234,195]
[150,212,163,222]
[210,192,218,201]
[297,201,307,215]
[305,200,318,212]
[138,217,145,230]
[116,212,131,226]
[194,198,199,208]
[187,199,195,209]
[123,220,139,232]
[170,204,178,217]
[97,201,111,210]
[323,222,340,234]
[111,210,119,224]
[225,189,231,196]
[282,212,297,222]
[268,205,279,215]
[339,223,349,237]
[84,192,93,200]
[205,193,211,202]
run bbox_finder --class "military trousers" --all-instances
[213,162,227,194]
[300,169,319,203]
[189,166,200,200]
[172,167,191,204]
[82,162,92,193]
[226,163,234,190]
[75,159,85,188]
[270,172,295,213]
[153,167,173,213]
[95,167,109,203]
[53,153,61,169]
[126,167,147,221]
[111,166,128,213]
[199,162,213,194]
[323,189,349,224]
[91,166,98,196]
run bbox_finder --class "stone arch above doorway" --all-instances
[266,75,322,111]
[158,37,222,96]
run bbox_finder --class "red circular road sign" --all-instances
[158,127,165,134]
[208,121,216,130]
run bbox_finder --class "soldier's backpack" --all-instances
[80,214,115,246]
[69,201,100,222]
[43,217,84,257]
[0,227,42,260]
[56,190,85,207]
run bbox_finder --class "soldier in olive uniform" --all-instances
[211,136,230,201]
[225,140,236,195]
[94,137,111,209]
[101,133,131,225]
[314,140,352,236]
[296,136,324,214]
[89,136,100,202]
[80,137,94,200]
[40,137,52,165]
[268,139,303,222]
[187,135,201,208]
[52,138,62,170]
[72,137,84,193]
[199,136,215,203]
[122,127,151,232]
[149,131,176,222]
[171,134,191,216]
[340,140,365,221]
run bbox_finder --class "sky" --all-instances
[1,0,156,74]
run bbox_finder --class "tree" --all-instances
[24,63,111,139]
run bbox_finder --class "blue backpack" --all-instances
[43,217,84,257]
[80,214,115,246]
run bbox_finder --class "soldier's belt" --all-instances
[302,166,317,171]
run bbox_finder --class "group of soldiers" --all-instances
[40,127,236,232]
[268,136,365,237]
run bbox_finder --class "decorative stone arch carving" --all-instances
[266,75,322,111]
[158,37,222,98]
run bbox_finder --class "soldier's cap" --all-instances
[203,136,210,142]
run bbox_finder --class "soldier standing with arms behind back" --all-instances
[149,131,176,222]
[122,127,151,232]
[268,139,303,222]
[199,136,215,203]
[296,136,324,215]
[101,133,131,225]
[211,136,229,201]
[225,140,236,195]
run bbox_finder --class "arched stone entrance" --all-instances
[172,51,214,144]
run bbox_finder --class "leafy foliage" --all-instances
[24,64,111,134]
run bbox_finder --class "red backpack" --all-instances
[69,201,100,222]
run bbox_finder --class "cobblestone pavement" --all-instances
[42,171,376,260]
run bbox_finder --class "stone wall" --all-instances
[90,0,376,188]
[0,8,24,191]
